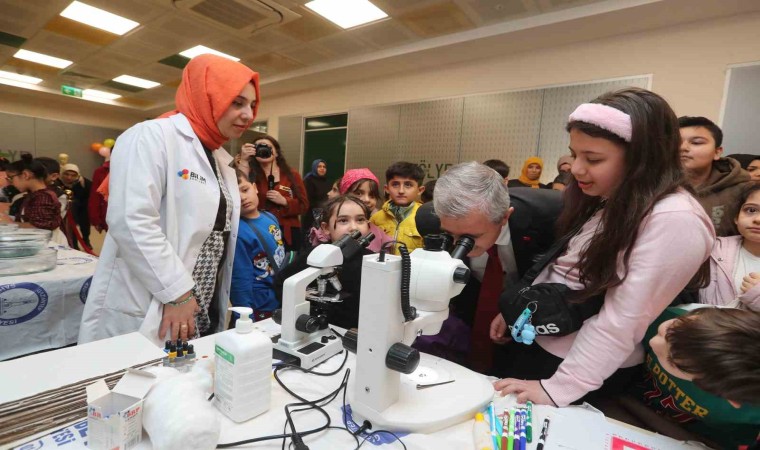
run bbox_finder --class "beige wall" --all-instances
[259,12,760,137]
[0,84,147,130]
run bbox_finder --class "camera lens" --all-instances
[254,142,272,158]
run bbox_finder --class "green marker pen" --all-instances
[526,401,533,443]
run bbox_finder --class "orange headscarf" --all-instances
[160,54,260,150]
[517,156,544,188]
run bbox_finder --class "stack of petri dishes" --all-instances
[0,226,57,276]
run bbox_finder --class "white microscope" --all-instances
[273,231,373,369]
[344,235,495,434]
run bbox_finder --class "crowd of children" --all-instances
[202,87,758,449]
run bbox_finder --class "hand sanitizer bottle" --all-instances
[213,307,273,422]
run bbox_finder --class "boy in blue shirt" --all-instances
[231,171,285,321]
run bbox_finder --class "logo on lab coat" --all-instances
[177,168,206,184]
[0,283,49,326]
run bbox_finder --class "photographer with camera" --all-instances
[240,135,308,251]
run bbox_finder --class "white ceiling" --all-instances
[1,0,759,117]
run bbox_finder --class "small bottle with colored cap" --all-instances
[473,412,493,450]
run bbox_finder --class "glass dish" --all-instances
[0,247,58,276]
[0,230,53,258]
[0,223,19,232]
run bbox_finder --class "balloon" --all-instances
[103,138,115,148]
[98,146,111,158]
[91,142,102,152]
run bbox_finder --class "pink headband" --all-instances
[340,168,379,194]
[568,103,632,142]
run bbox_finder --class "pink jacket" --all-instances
[699,235,760,310]
[533,190,714,406]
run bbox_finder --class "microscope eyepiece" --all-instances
[450,235,475,260]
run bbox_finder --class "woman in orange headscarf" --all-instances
[507,156,550,189]
[80,54,260,345]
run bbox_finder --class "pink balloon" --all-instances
[98,146,111,158]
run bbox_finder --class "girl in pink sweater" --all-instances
[490,88,715,407]
[699,182,760,310]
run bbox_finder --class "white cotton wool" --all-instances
[142,359,221,450]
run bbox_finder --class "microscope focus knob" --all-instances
[385,343,420,374]
[342,329,358,354]
[453,267,470,284]
[295,314,319,333]
[272,309,282,325]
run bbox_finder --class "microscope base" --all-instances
[272,329,343,370]
[349,353,494,434]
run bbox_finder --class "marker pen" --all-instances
[518,410,527,450]
[537,417,550,450]
[526,401,533,443]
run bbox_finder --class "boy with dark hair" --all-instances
[679,116,750,236]
[231,170,284,321]
[483,159,510,181]
[633,305,760,449]
[34,157,64,195]
[370,161,425,253]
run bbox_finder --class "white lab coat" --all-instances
[79,113,240,346]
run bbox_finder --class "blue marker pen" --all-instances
[487,402,500,450]
[518,410,527,450]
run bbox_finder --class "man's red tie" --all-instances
[468,245,504,373]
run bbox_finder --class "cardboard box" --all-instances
[86,368,157,450]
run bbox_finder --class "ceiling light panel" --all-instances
[60,1,139,36]
[179,45,240,61]
[82,88,121,100]
[0,70,43,84]
[306,0,388,29]
[13,49,72,69]
[113,74,160,89]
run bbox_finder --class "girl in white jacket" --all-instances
[79,54,260,345]
[699,182,760,310]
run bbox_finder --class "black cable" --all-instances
[378,240,399,262]
[217,356,350,448]
[397,243,416,322]
[215,317,408,450]
[358,430,409,450]
[276,363,351,448]
[273,349,349,383]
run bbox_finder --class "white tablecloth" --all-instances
[4,326,707,450]
[0,245,97,361]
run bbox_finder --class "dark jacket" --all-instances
[61,178,92,218]
[302,175,331,231]
[507,179,550,189]
[695,157,751,236]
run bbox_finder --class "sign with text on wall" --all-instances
[418,160,454,182]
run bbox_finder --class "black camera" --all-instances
[254,142,273,158]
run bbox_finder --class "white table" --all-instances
[2,326,707,450]
[0,245,97,361]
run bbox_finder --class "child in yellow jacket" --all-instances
[370,162,426,254]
